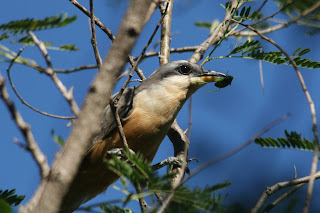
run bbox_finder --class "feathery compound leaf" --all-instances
[168,182,231,213]
[225,40,320,69]
[0,13,76,36]
[0,189,25,207]
[100,204,133,213]
[194,21,212,29]
[105,150,174,190]
[228,40,261,55]
[255,130,315,152]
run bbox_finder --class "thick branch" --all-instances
[21,1,152,212]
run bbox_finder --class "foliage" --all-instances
[0,199,11,213]
[0,13,79,54]
[51,130,65,147]
[100,204,133,213]
[255,130,315,151]
[0,44,37,66]
[165,182,231,213]
[209,40,320,69]
[0,189,25,207]
[0,13,76,37]
[106,150,231,212]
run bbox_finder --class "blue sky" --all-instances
[1,0,320,212]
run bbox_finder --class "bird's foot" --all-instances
[107,148,135,160]
[152,157,199,175]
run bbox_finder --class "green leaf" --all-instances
[293,47,302,56]
[0,189,25,207]
[100,204,133,213]
[298,48,310,56]
[194,21,212,29]
[51,130,64,146]
[245,6,251,17]
[0,199,11,213]
[0,13,77,36]
[59,44,79,51]
[240,7,246,17]
[255,130,316,152]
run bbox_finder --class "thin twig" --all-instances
[69,0,146,79]
[262,183,304,213]
[53,64,97,73]
[232,20,319,213]
[19,63,97,74]
[69,0,115,41]
[89,0,102,69]
[6,46,75,120]
[137,46,198,60]
[28,31,81,116]
[0,72,50,179]
[236,1,320,36]
[255,0,269,14]
[252,171,320,213]
[135,183,147,213]
[183,113,290,184]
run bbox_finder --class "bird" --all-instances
[60,60,226,212]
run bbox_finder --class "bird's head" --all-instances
[145,60,226,96]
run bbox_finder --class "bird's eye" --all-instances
[179,65,191,75]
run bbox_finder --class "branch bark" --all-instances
[20,1,152,212]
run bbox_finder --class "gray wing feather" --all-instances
[93,86,137,143]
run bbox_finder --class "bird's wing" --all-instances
[93,86,137,143]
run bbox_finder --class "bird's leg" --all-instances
[151,157,199,176]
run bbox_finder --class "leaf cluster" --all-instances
[215,39,320,69]
[277,0,320,35]
[0,13,79,52]
[0,13,76,37]
[166,182,231,213]
[100,204,133,213]
[255,130,315,152]
[105,150,232,212]
[0,189,25,207]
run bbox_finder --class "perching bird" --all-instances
[60,60,226,212]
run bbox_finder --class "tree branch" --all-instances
[0,72,50,180]
[89,0,102,69]
[28,31,81,116]
[6,46,75,120]
[252,171,320,213]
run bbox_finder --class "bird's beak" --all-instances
[199,69,226,82]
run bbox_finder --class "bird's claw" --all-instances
[107,148,135,160]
